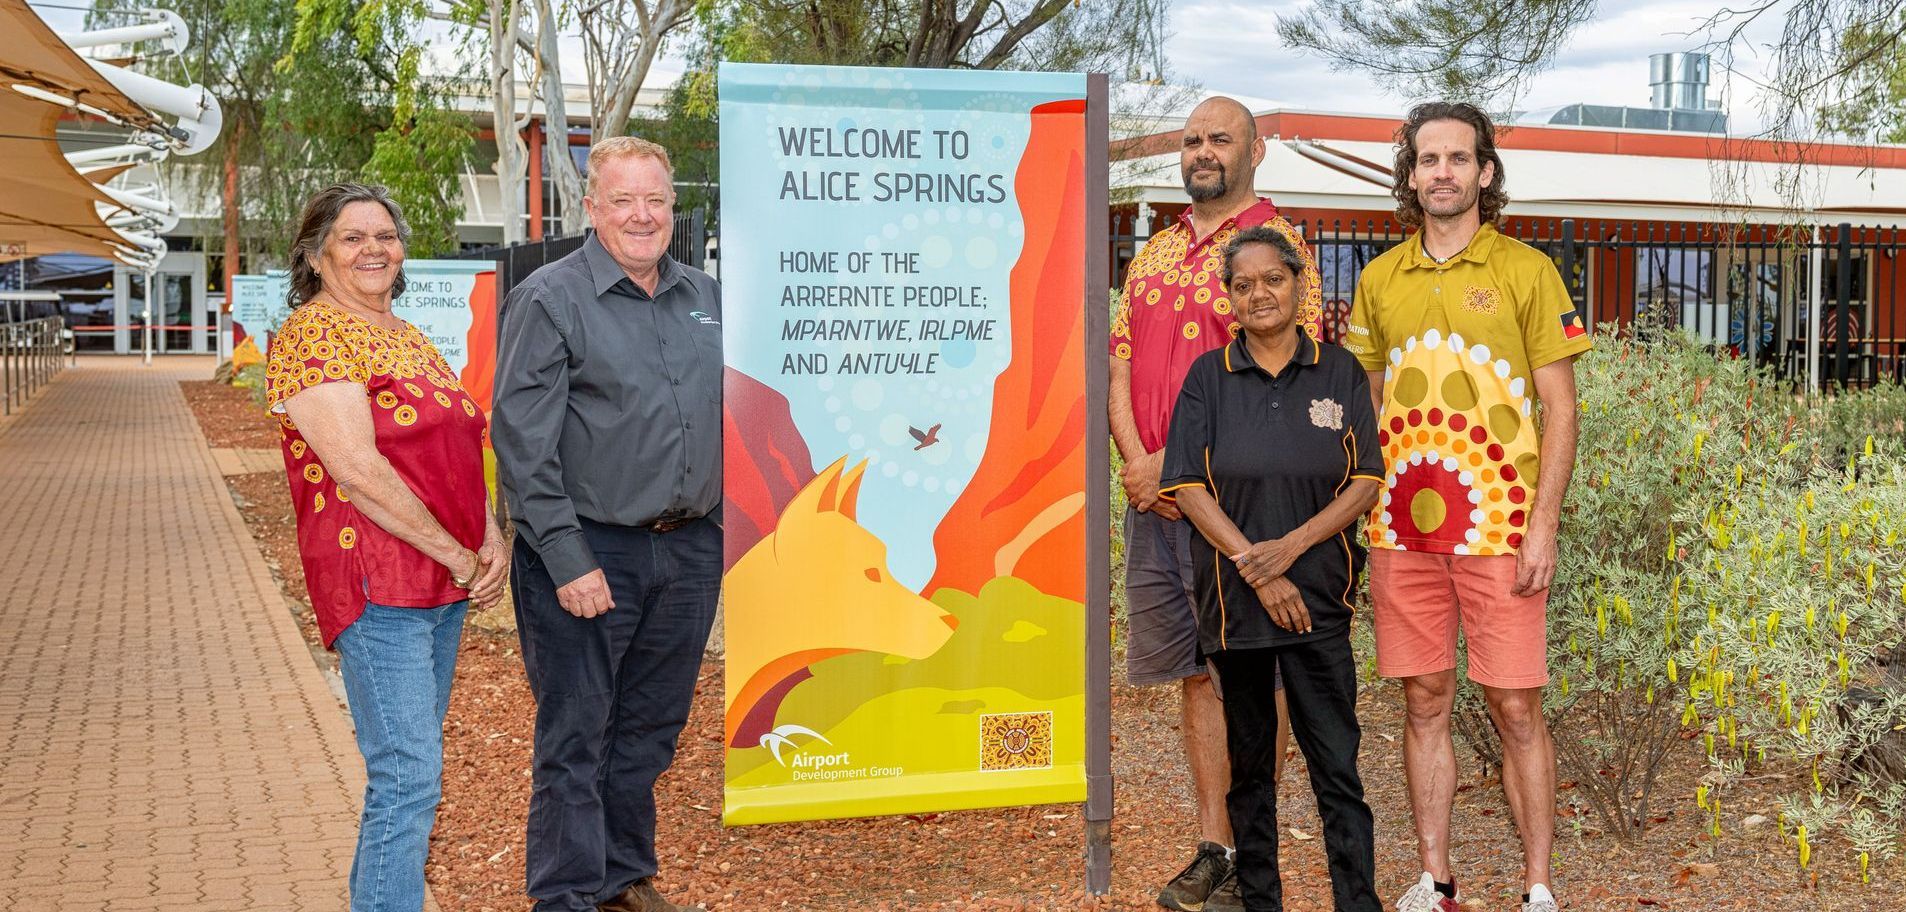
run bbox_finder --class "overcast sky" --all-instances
[32,0,1791,131]
[1164,0,1788,128]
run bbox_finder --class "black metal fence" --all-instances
[454,209,711,312]
[463,211,1901,390]
[1113,218,1906,389]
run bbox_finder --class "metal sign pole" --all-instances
[1083,71,1114,897]
[142,266,155,366]
[1808,225,1821,393]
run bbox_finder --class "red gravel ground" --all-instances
[184,378,1900,911]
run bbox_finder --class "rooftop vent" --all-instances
[1545,51,1727,134]
[1650,52,1712,111]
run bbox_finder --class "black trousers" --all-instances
[512,517,720,912]
[1210,635,1379,912]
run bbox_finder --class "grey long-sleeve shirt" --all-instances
[492,232,723,587]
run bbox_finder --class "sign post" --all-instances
[1083,72,1111,894]
[717,63,1109,884]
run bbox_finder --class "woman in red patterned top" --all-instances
[265,183,507,912]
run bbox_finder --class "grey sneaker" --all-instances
[1156,841,1234,911]
[1395,872,1460,912]
[1204,869,1244,912]
[1521,900,1559,912]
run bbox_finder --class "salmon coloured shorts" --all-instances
[1368,549,1550,689]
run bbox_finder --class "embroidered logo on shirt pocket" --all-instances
[1462,285,1502,315]
[1309,397,1344,430]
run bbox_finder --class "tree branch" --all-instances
[975,0,1071,69]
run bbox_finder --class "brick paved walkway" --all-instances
[0,358,369,911]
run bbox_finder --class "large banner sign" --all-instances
[718,62,1091,825]
[234,261,499,414]
[228,272,278,364]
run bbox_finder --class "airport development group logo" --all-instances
[979,712,1053,771]
[760,723,831,766]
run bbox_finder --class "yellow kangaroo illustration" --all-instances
[722,456,959,748]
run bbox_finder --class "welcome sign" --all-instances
[718,62,1093,825]
[233,261,498,407]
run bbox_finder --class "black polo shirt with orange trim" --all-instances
[1158,334,1383,653]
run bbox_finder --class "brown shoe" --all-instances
[598,877,705,912]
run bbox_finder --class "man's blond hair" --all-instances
[585,136,674,197]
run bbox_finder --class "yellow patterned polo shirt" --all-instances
[1343,223,1590,556]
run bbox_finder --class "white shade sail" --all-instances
[0,0,214,267]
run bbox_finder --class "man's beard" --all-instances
[1184,163,1227,202]
[1418,181,1480,219]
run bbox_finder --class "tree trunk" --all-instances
[490,0,528,246]
[598,33,662,138]
[222,122,241,317]
[596,0,682,139]
[532,0,587,234]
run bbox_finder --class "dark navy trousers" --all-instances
[511,516,720,912]
[1210,636,1380,912]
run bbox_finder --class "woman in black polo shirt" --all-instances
[1158,224,1384,912]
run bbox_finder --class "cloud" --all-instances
[1164,0,1788,128]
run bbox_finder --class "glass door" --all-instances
[123,270,149,355]
[157,271,194,352]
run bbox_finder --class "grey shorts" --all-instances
[1124,506,1209,685]
[1124,506,1282,690]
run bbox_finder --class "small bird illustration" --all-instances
[909,423,942,451]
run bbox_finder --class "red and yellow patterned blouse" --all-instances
[265,301,488,647]
[1111,198,1324,453]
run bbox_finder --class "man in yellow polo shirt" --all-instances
[1343,102,1589,912]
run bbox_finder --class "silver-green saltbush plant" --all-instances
[1544,329,1906,872]
[1684,445,1906,879]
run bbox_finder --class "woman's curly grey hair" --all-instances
[286,182,411,308]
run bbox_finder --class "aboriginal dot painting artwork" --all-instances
[1370,326,1539,555]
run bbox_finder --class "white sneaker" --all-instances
[1395,872,1459,912]
[1521,882,1559,911]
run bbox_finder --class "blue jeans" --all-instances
[334,599,468,912]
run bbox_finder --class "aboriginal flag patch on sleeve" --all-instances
[1562,308,1588,339]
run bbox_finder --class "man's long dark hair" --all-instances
[1392,101,1510,230]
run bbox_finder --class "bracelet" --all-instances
[451,549,479,588]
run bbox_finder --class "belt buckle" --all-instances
[649,511,691,533]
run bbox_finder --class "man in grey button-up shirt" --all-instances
[493,210,722,591]
[493,137,719,912]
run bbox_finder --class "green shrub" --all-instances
[1687,451,1906,877]
[1818,382,1906,465]
[233,362,268,409]
[1541,328,1802,838]
[1532,328,1906,876]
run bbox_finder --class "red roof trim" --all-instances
[1114,110,1906,170]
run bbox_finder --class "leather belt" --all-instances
[643,511,696,533]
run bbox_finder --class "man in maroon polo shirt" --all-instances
[1110,95,1323,911]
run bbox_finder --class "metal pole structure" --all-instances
[1559,219,1579,321]
[1833,223,1853,387]
[8,302,19,413]
[142,266,156,366]
[1808,225,1822,392]
[1083,71,1114,897]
